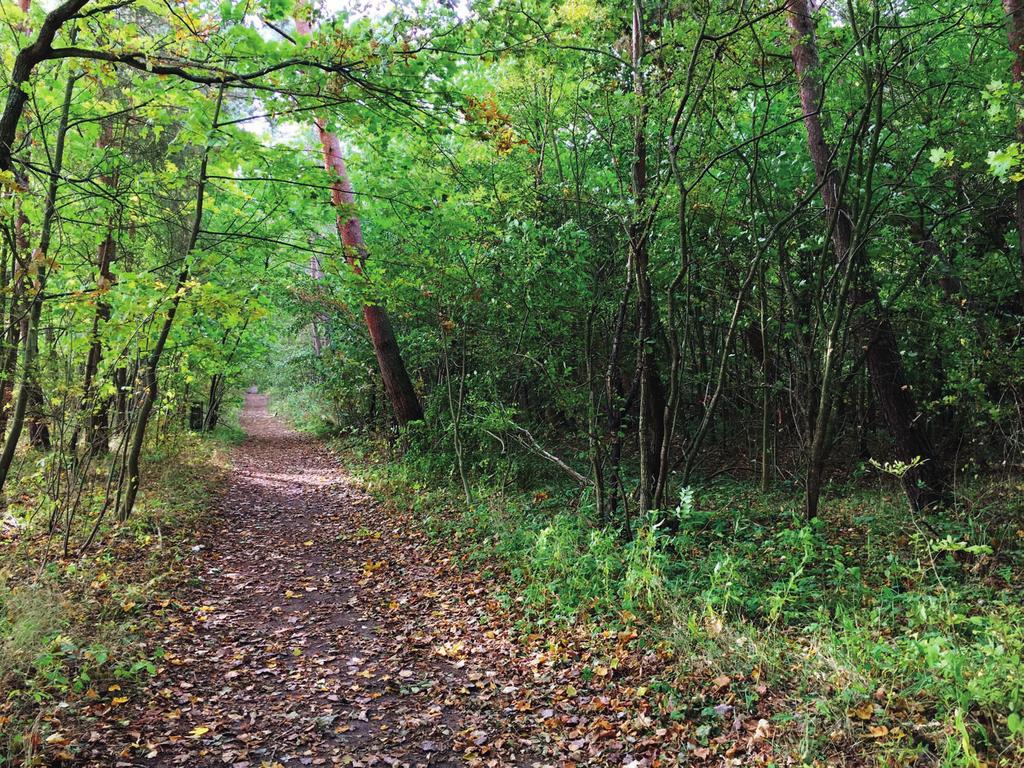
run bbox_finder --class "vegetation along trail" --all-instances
[3,0,1024,765]
[91,393,543,767]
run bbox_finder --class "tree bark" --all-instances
[293,13,423,427]
[119,88,222,521]
[0,69,76,493]
[84,120,117,454]
[26,376,50,450]
[787,0,949,514]
[0,0,91,174]
[630,0,665,514]
[0,248,20,442]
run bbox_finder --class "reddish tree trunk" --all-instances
[84,122,117,453]
[294,14,423,427]
[787,0,949,512]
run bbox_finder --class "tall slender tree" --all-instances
[786,0,949,515]
[293,11,423,427]
[1004,0,1024,294]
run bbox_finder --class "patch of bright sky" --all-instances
[240,1,377,144]
[28,0,465,148]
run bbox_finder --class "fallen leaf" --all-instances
[850,701,874,720]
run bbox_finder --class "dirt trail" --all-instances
[91,393,537,767]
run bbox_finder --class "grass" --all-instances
[326,428,1024,768]
[0,428,230,766]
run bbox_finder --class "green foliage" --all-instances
[0,430,226,763]
[2,0,1024,763]
[342,432,1024,765]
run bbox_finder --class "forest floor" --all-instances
[74,392,547,767]
[62,392,781,768]
[18,391,1018,767]
[0,388,790,768]
[64,392,773,768]
[4,406,1016,768]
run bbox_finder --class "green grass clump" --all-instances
[0,429,226,766]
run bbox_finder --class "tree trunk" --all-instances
[293,13,423,427]
[787,0,949,514]
[0,70,75,493]
[119,87,222,521]
[0,0,91,174]
[84,121,117,454]
[189,402,204,431]
[863,312,949,510]
[0,277,21,442]
[0,333,19,442]
[1004,0,1024,294]
[630,0,664,514]
[26,379,50,450]
[112,365,129,435]
[203,374,222,431]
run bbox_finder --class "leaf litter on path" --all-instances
[61,393,780,767]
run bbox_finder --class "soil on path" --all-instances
[91,393,538,767]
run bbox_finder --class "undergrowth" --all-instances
[323,424,1024,768]
[0,429,229,766]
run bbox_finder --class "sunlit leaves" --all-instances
[929,147,955,168]
[985,143,1024,182]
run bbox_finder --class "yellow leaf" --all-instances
[189,726,210,738]
[850,701,874,720]
[111,696,128,705]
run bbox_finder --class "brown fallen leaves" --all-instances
[47,397,787,767]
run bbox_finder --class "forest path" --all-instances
[92,393,536,767]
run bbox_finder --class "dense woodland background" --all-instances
[1,0,1023,765]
